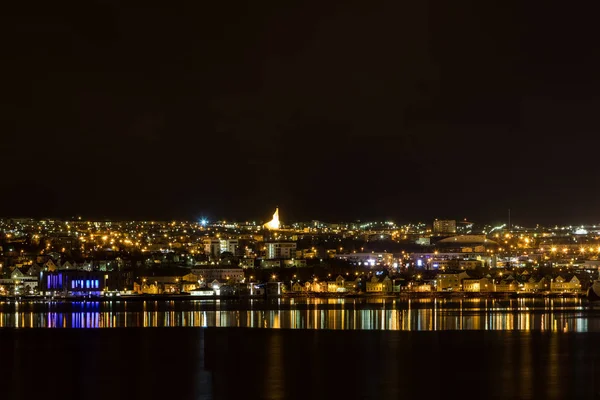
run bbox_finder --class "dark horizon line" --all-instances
[0,214,598,228]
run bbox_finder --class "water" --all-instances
[2,298,600,399]
[0,297,597,331]
[1,328,600,399]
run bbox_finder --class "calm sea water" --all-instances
[2,328,600,400]
[2,299,600,399]
[0,297,597,331]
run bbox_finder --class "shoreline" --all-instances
[0,291,587,302]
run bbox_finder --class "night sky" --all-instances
[2,1,600,224]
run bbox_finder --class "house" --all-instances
[182,273,199,282]
[27,264,42,278]
[44,259,58,272]
[326,275,347,292]
[180,273,200,292]
[291,282,303,292]
[463,277,492,292]
[392,278,405,292]
[310,280,327,292]
[59,261,74,270]
[412,283,432,292]
[78,262,93,271]
[494,280,517,292]
[551,275,581,292]
[366,276,392,293]
[0,267,39,294]
[366,276,382,292]
[436,271,469,292]
[343,276,360,292]
[138,282,160,294]
[523,277,548,292]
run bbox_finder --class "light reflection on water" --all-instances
[0,297,598,330]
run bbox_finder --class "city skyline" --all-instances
[1,210,600,228]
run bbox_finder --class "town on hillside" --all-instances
[0,214,597,297]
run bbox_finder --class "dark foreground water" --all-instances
[2,299,600,399]
[1,328,599,400]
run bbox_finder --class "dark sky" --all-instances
[2,0,600,224]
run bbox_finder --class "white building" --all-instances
[203,238,221,258]
[219,239,239,255]
[265,242,297,259]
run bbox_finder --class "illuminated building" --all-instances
[550,275,581,292]
[264,208,280,230]
[203,238,221,258]
[219,239,239,255]
[191,266,244,282]
[40,270,105,296]
[366,276,392,293]
[334,252,394,267]
[463,278,491,292]
[265,242,297,259]
[436,271,469,292]
[433,219,457,235]
[239,258,256,269]
[0,267,38,295]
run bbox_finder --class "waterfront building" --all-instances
[366,276,392,293]
[550,275,581,292]
[462,277,492,292]
[0,267,38,295]
[324,275,347,292]
[494,280,517,292]
[309,280,327,292]
[343,276,361,292]
[523,277,548,292]
[412,283,433,292]
[40,270,105,296]
[436,271,469,291]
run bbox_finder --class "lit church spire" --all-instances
[264,207,280,230]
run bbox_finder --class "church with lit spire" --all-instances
[264,207,280,230]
